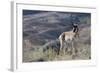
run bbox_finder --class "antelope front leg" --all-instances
[59,38,63,55]
[71,41,76,59]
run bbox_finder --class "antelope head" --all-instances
[72,23,79,37]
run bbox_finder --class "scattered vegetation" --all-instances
[23,38,91,62]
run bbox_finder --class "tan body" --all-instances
[59,31,75,50]
[60,31,75,41]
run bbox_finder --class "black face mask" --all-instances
[73,26,78,32]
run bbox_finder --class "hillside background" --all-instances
[23,10,91,62]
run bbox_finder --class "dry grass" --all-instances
[23,43,91,62]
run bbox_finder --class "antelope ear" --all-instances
[72,23,75,27]
[73,23,78,26]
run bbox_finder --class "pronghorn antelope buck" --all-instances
[59,24,79,56]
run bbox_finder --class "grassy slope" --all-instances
[23,26,91,62]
